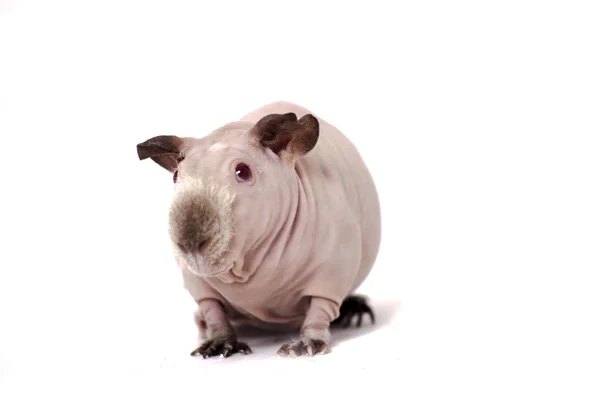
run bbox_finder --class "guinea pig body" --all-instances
[137,101,381,357]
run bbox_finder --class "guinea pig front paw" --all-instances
[277,336,329,358]
[190,337,252,358]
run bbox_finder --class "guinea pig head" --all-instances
[136,112,319,278]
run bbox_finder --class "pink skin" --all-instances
[137,101,381,358]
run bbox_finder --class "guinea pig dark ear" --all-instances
[136,135,185,172]
[251,112,319,160]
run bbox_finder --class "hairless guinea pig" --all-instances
[136,101,381,358]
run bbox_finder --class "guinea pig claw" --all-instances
[235,342,252,355]
[278,338,328,358]
[190,347,201,356]
[319,343,328,354]
[190,338,252,358]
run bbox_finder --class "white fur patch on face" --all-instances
[168,176,236,277]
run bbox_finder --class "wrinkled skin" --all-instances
[137,101,381,358]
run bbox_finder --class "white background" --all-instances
[1,0,599,397]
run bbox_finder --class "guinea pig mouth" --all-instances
[179,250,232,278]
[167,177,236,277]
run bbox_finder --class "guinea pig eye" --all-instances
[235,163,252,182]
[173,170,178,183]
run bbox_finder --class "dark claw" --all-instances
[332,294,375,328]
[235,341,252,354]
[190,347,202,356]
[203,348,213,358]
[366,307,375,324]
[190,338,251,358]
[222,342,234,357]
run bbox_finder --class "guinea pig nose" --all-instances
[176,238,208,254]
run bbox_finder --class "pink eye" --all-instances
[173,170,178,183]
[235,163,252,182]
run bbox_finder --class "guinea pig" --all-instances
[136,101,381,358]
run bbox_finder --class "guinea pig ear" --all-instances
[136,135,185,172]
[250,112,319,160]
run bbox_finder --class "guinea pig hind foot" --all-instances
[331,294,375,328]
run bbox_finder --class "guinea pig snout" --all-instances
[168,194,220,254]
